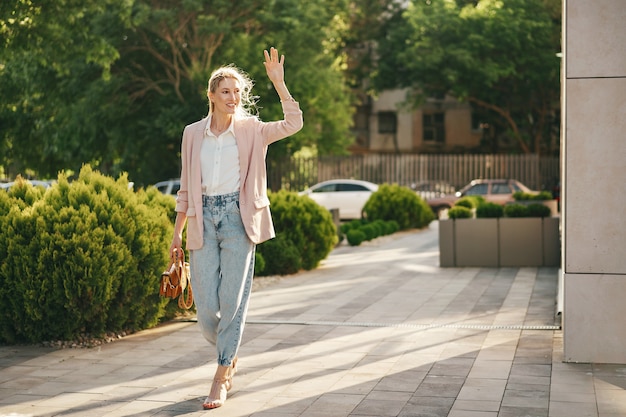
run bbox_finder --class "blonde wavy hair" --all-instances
[207,64,258,119]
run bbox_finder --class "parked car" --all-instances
[299,179,379,220]
[426,179,535,217]
[154,179,180,196]
[409,181,456,200]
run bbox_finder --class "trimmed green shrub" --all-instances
[504,203,529,218]
[372,220,389,236]
[506,202,551,218]
[363,184,434,230]
[512,191,526,200]
[537,191,554,200]
[460,195,485,207]
[455,197,476,209]
[526,203,552,218]
[339,219,363,235]
[342,219,400,246]
[257,190,337,275]
[513,191,553,201]
[0,167,175,344]
[386,220,400,234]
[368,221,381,238]
[256,235,301,276]
[448,206,473,219]
[360,224,377,241]
[346,229,366,246]
[476,202,504,218]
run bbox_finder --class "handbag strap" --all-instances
[173,248,193,309]
[178,282,194,309]
[174,247,184,264]
[172,248,185,279]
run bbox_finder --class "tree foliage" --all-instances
[373,0,562,154]
[0,0,356,184]
[1,0,562,183]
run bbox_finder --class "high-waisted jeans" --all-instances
[190,192,255,367]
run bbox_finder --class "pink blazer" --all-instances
[175,100,303,249]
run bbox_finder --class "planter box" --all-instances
[499,218,543,267]
[438,219,455,267]
[543,217,561,266]
[455,218,499,267]
[439,217,561,267]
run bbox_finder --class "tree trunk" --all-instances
[468,97,531,154]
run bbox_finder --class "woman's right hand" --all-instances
[169,238,183,262]
[169,212,187,262]
[263,47,285,85]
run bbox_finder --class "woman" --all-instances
[169,47,303,409]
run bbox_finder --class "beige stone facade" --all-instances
[358,89,481,153]
[562,0,626,363]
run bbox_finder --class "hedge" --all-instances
[363,183,434,230]
[256,190,337,275]
[448,206,473,219]
[0,166,176,344]
[340,219,400,246]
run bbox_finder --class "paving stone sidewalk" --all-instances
[1,223,625,417]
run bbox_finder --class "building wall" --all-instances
[368,89,480,152]
[444,106,478,149]
[369,89,412,152]
[562,0,626,363]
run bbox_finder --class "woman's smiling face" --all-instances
[209,77,241,116]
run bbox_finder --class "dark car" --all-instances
[426,179,535,218]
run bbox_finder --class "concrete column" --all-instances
[562,0,626,363]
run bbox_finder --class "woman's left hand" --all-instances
[263,47,285,84]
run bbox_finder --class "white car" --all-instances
[154,179,180,196]
[299,179,378,220]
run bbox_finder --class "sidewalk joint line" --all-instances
[244,319,561,330]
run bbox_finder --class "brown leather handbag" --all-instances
[160,249,194,309]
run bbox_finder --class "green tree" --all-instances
[373,0,561,155]
[0,0,131,178]
[339,1,405,88]
[0,0,355,185]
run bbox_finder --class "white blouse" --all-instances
[200,117,241,196]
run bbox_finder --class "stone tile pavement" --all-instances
[1,222,626,417]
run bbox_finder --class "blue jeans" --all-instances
[190,192,255,367]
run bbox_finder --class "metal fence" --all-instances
[267,154,560,193]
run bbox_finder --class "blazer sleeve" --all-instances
[260,100,303,145]
[174,127,190,213]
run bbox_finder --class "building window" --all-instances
[423,112,445,143]
[378,112,397,134]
